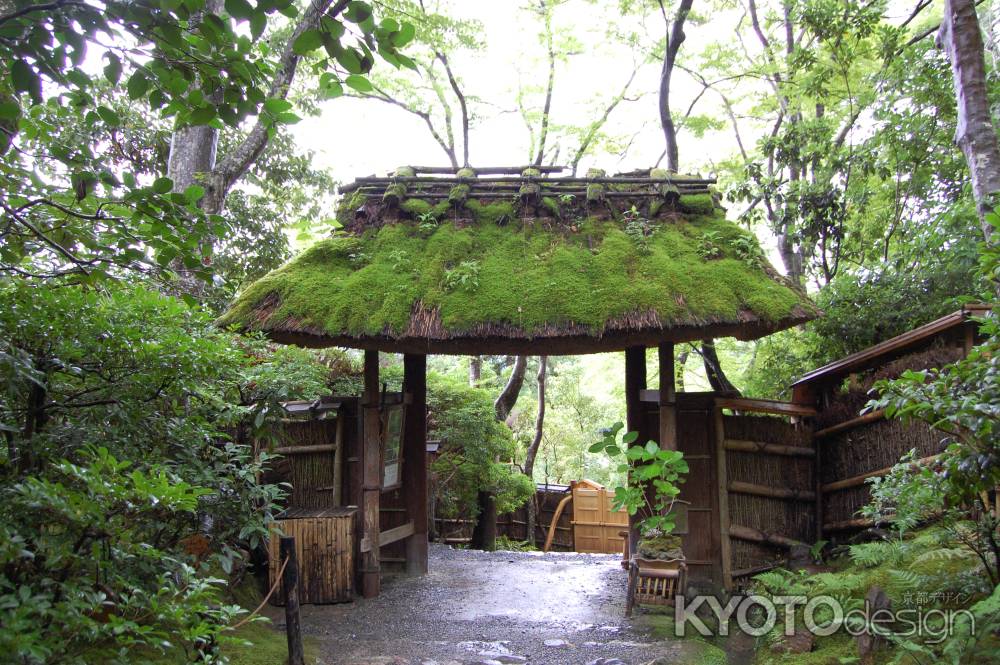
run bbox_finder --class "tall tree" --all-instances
[938,0,1000,240]
[658,0,695,172]
[522,356,547,544]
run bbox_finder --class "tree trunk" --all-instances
[470,491,497,550]
[658,0,694,172]
[494,355,528,422]
[940,0,1000,239]
[468,356,481,386]
[701,340,740,395]
[523,356,547,546]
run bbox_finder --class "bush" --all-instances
[0,282,328,663]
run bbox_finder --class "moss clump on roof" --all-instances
[678,193,715,214]
[220,209,811,340]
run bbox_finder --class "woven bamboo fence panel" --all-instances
[268,508,355,604]
[821,417,944,525]
[724,415,815,572]
[270,419,342,509]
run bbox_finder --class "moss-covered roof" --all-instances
[219,167,818,354]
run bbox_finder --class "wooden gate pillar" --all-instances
[624,346,647,556]
[658,343,677,451]
[361,350,381,597]
[402,353,428,575]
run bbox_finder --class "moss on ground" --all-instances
[220,209,811,340]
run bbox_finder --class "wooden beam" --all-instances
[820,454,940,494]
[728,480,816,502]
[402,353,428,575]
[714,397,817,417]
[379,521,416,547]
[624,346,646,557]
[361,350,381,598]
[813,410,886,439]
[658,344,677,451]
[714,408,733,592]
[822,517,880,532]
[728,524,803,549]
[273,444,337,455]
[724,438,815,458]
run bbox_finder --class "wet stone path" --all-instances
[268,543,687,665]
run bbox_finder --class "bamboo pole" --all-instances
[728,524,803,549]
[723,438,815,458]
[543,493,574,553]
[813,410,886,439]
[728,481,816,501]
[273,444,338,455]
[820,454,940,494]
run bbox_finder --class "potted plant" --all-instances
[590,422,689,612]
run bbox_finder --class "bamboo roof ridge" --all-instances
[219,166,819,354]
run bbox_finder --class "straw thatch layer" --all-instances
[220,170,818,353]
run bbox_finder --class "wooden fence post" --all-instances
[280,536,305,665]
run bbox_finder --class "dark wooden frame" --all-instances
[380,403,405,490]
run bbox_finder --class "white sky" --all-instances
[292,0,733,182]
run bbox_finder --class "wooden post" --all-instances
[624,346,646,556]
[658,343,676,451]
[279,537,305,665]
[814,425,823,543]
[361,350,381,598]
[402,353,428,575]
[714,407,733,591]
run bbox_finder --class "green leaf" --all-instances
[336,48,362,74]
[587,442,606,453]
[153,177,174,194]
[104,53,122,84]
[184,185,205,203]
[392,22,415,47]
[225,0,254,20]
[0,100,20,120]
[622,431,638,445]
[249,12,266,40]
[126,71,150,100]
[344,74,372,93]
[345,1,372,23]
[292,28,322,55]
[10,60,41,103]
[263,98,293,114]
[97,106,121,126]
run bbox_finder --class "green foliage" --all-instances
[426,373,533,520]
[0,281,330,663]
[589,422,688,535]
[220,211,814,339]
[0,0,413,283]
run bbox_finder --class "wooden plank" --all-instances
[714,407,733,592]
[361,350,381,598]
[724,438,815,457]
[813,410,885,439]
[728,480,816,501]
[402,353,428,575]
[379,521,416,547]
[658,344,677,452]
[820,454,940,493]
[714,397,817,417]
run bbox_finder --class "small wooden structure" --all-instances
[268,507,356,604]
[571,479,629,554]
[626,557,687,616]
[790,304,989,536]
[221,165,819,595]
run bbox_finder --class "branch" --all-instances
[534,1,556,166]
[435,52,470,167]
[570,62,640,174]
[215,0,349,193]
[0,0,86,26]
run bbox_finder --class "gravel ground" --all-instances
[266,543,690,665]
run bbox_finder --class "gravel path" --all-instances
[269,543,688,665]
